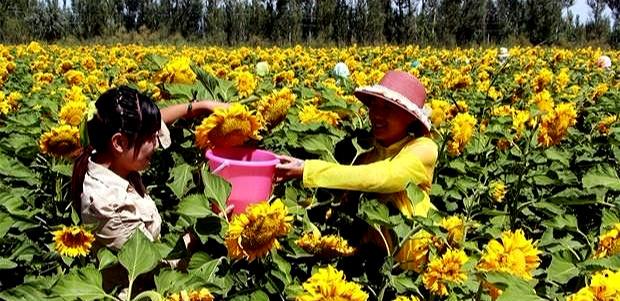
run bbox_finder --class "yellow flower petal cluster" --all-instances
[39,124,82,157]
[555,68,570,92]
[52,225,95,257]
[195,103,260,149]
[233,71,257,98]
[422,249,469,296]
[0,91,18,115]
[442,68,472,90]
[296,265,368,301]
[567,270,620,301]
[440,216,465,246]
[477,229,541,280]
[226,199,292,262]
[256,87,296,127]
[298,104,340,126]
[492,105,512,117]
[531,90,554,113]
[447,112,477,156]
[591,83,609,100]
[296,231,355,258]
[155,57,196,84]
[490,181,507,203]
[64,70,84,86]
[597,115,617,135]
[595,223,620,258]
[429,99,451,126]
[165,288,214,301]
[512,110,530,138]
[537,102,577,147]
[533,68,553,92]
[394,296,421,301]
[59,101,87,127]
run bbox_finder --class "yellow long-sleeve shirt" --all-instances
[303,135,438,270]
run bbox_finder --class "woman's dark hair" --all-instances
[408,119,430,138]
[71,86,161,211]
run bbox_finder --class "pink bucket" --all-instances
[205,147,279,214]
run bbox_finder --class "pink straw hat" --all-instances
[354,70,431,132]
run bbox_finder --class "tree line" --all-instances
[1,0,620,46]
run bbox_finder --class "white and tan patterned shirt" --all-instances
[80,121,170,250]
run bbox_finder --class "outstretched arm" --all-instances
[160,100,229,124]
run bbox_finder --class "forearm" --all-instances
[160,100,226,124]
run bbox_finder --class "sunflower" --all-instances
[477,229,541,280]
[440,216,465,246]
[194,103,261,149]
[447,112,477,156]
[567,270,620,301]
[166,288,214,301]
[489,181,507,203]
[58,101,87,127]
[298,104,340,126]
[39,125,82,157]
[225,199,292,262]
[422,249,469,296]
[537,102,577,147]
[296,231,355,258]
[52,225,95,257]
[154,57,196,84]
[233,71,257,98]
[256,87,296,128]
[595,223,620,258]
[296,265,368,301]
[64,70,85,86]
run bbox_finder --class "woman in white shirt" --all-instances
[71,86,226,250]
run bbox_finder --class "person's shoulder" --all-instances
[405,136,439,150]
[82,165,130,211]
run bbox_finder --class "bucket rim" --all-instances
[205,147,280,167]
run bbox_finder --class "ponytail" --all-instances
[71,145,94,213]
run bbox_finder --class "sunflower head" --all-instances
[296,265,368,301]
[256,87,296,128]
[195,103,261,149]
[165,288,214,301]
[59,101,87,127]
[296,231,356,258]
[225,199,292,262]
[52,225,95,257]
[39,125,82,158]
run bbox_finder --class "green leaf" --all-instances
[271,251,292,285]
[544,149,570,166]
[0,257,17,269]
[358,200,393,226]
[201,167,231,213]
[0,212,14,237]
[155,269,201,296]
[132,290,163,301]
[299,134,336,162]
[547,251,579,284]
[53,265,109,301]
[118,230,161,282]
[391,273,418,293]
[405,183,426,205]
[0,155,39,185]
[167,164,193,199]
[178,194,213,219]
[145,54,168,69]
[582,164,620,191]
[579,255,620,271]
[485,272,542,301]
[0,276,59,301]
[96,248,117,271]
[191,258,222,283]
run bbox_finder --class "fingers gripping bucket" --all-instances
[205,148,279,214]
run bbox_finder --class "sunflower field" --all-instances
[0,42,619,301]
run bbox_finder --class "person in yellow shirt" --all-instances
[277,70,438,271]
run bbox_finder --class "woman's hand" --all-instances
[275,155,305,182]
[189,100,230,118]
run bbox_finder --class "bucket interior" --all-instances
[210,148,277,163]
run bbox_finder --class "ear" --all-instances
[110,133,128,154]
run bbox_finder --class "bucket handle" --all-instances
[211,160,230,175]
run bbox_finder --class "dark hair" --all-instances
[408,119,430,138]
[71,86,161,211]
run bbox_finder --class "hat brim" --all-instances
[354,89,431,134]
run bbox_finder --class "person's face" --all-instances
[368,98,415,147]
[118,132,159,172]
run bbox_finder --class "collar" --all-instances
[87,156,131,192]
